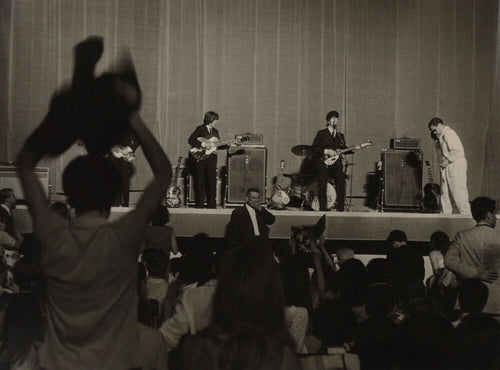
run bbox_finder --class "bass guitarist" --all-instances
[188,111,220,208]
[311,110,352,212]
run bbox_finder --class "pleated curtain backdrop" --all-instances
[1,0,499,202]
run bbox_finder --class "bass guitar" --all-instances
[423,160,441,213]
[165,156,184,208]
[323,141,372,166]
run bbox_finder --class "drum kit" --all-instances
[271,144,354,211]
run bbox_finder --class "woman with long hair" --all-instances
[177,242,300,369]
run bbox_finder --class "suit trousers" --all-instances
[192,155,217,208]
[440,157,470,214]
[317,160,345,211]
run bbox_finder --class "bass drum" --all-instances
[305,181,336,211]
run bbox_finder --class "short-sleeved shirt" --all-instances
[34,207,148,369]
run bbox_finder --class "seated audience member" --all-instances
[366,257,392,285]
[396,312,455,370]
[10,256,44,298]
[428,230,451,277]
[280,254,312,353]
[159,234,217,350]
[17,233,42,263]
[427,231,457,317]
[138,262,160,329]
[175,244,300,370]
[49,201,71,221]
[453,278,489,326]
[385,229,426,311]
[337,258,370,323]
[295,229,336,305]
[136,263,169,368]
[308,299,360,369]
[174,233,215,286]
[16,63,172,370]
[145,204,178,257]
[143,248,169,304]
[0,222,16,253]
[0,188,23,251]
[0,261,12,341]
[445,196,500,316]
[355,283,398,369]
[454,313,500,370]
[0,292,43,370]
[336,247,355,266]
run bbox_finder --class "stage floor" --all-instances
[115,205,475,242]
[14,205,476,242]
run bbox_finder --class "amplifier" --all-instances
[235,133,263,145]
[390,138,421,150]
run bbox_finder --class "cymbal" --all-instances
[291,145,312,156]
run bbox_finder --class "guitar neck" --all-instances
[213,140,235,148]
[425,162,434,184]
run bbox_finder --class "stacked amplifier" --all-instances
[226,134,266,204]
[382,138,423,211]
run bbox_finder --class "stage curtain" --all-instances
[1,0,499,204]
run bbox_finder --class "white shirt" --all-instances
[245,203,260,236]
[439,125,465,163]
[1,204,11,216]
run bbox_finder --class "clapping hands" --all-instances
[24,36,142,158]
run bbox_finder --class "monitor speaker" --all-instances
[227,146,267,203]
[382,149,423,210]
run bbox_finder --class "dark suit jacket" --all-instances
[0,206,15,239]
[311,128,348,158]
[225,204,276,247]
[188,124,220,150]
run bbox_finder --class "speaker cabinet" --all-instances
[382,150,423,211]
[227,146,267,203]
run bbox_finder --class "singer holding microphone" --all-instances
[311,111,349,212]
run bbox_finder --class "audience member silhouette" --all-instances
[16,37,172,369]
[145,204,178,257]
[454,313,500,370]
[385,229,425,311]
[445,196,500,315]
[308,299,360,369]
[280,254,312,353]
[175,244,300,370]
[0,292,43,369]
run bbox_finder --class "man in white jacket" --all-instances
[428,117,471,214]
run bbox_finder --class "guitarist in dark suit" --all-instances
[188,111,220,208]
[311,111,348,212]
[225,188,275,248]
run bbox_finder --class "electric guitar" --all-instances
[423,160,441,213]
[323,141,373,166]
[269,160,290,209]
[165,156,184,208]
[111,145,135,162]
[189,137,245,162]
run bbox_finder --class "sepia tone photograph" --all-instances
[0,1,499,368]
